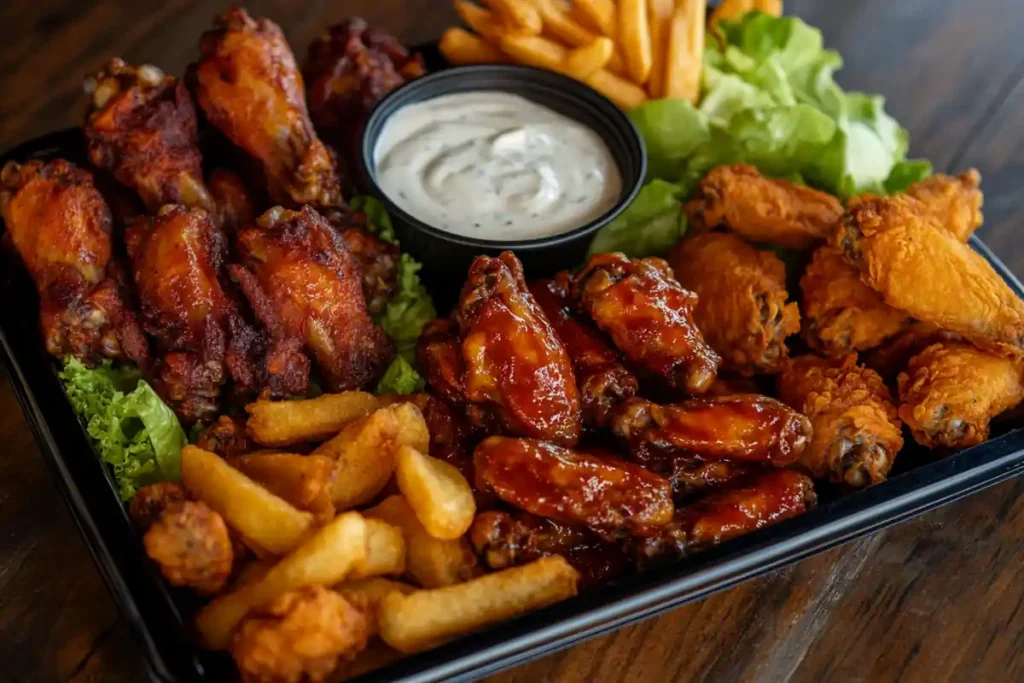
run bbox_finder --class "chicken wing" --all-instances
[529,274,638,428]
[207,168,257,236]
[473,436,674,536]
[669,232,800,375]
[777,354,903,487]
[196,8,342,207]
[685,164,844,249]
[905,169,983,241]
[453,252,582,446]
[196,415,253,458]
[230,206,393,395]
[84,59,214,213]
[610,395,811,467]
[129,482,188,530]
[834,195,1024,357]
[126,205,261,421]
[897,342,1024,450]
[321,206,400,317]
[143,500,234,595]
[862,322,963,381]
[800,245,909,357]
[0,159,148,365]
[665,458,765,501]
[573,253,720,394]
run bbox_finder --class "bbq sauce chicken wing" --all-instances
[834,195,1024,357]
[669,232,800,375]
[84,59,215,213]
[573,253,720,395]
[897,342,1024,450]
[230,206,393,395]
[800,246,909,357]
[777,354,903,487]
[126,205,261,422]
[196,8,342,207]
[0,159,148,365]
[685,164,844,250]
[905,169,983,242]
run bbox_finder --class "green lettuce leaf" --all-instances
[628,99,709,181]
[59,358,186,501]
[588,179,687,258]
[375,355,426,395]
[884,158,933,194]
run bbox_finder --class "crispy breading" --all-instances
[143,500,234,595]
[905,169,983,241]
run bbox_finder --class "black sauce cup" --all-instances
[360,65,646,301]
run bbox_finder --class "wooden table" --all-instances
[1,1,1022,681]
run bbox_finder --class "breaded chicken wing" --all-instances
[573,253,720,394]
[207,168,257,236]
[129,482,188,530]
[669,232,800,375]
[196,8,342,207]
[898,342,1024,449]
[862,322,963,382]
[905,169,983,241]
[0,159,148,365]
[834,195,1024,357]
[777,354,903,487]
[84,59,214,213]
[800,246,909,357]
[231,206,393,395]
[143,500,233,595]
[685,164,844,249]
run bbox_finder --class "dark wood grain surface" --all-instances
[1,1,1022,681]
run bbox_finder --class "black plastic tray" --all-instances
[4,90,1024,683]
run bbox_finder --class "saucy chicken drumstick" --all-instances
[0,159,148,365]
[196,7,342,207]
[669,232,800,375]
[84,59,215,213]
[573,253,720,395]
[777,354,903,487]
[898,342,1024,450]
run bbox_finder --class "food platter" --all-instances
[3,5,1024,683]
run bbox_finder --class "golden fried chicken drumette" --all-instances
[862,322,963,382]
[905,169,983,241]
[142,500,234,595]
[777,354,903,488]
[897,342,1024,450]
[670,232,800,375]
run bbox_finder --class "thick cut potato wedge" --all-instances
[245,392,379,447]
[395,446,476,540]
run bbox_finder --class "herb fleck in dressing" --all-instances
[374,91,622,241]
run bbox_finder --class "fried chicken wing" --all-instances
[669,232,800,375]
[573,253,720,394]
[610,395,811,467]
[208,167,257,236]
[321,206,400,316]
[834,195,1024,357]
[0,159,148,365]
[84,59,214,213]
[232,585,370,683]
[905,169,983,241]
[473,436,674,536]
[453,253,581,445]
[143,500,233,595]
[685,164,844,249]
[862,322,963,381]
[196,8,342,207]
[528,274,638,428]
[777,354,903,487]
[230,206,393,395]
[897,342,1024,450]
[129,482,188,530]
[800,246,909,357]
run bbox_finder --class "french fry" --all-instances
[245,392,379,447]
[499,33,567,70]
[336,577,418,636]
[562,36,615,80]
[527,0,626,75]
[364,495,477,588]
[585,69,649,109]
[231,558,274,589]
[195,511,368,650]
[664,0,706,103]
[439,27,510,65]
[181,446,313,556]
[390,402,430,453]
[349,518,407,579]
[618,0,653,84]
[646,0,675,98]
[395,446,476,540]
[313,407,401,510]
[709,0,756,26]
[755,0,783,17]
[455,0,505,40]
[482,0,543,35]
[378,556,580,653]
[225,453,336,520]
[571,0,616,38]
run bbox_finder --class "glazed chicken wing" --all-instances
[84,59,214,213]
[196,8,342,207]
[529,274,638,428]
[669,232,800,375]
[143,500,234,595]
[230,206,393,395]
[777,354,903,487]
[0,159,148,365]
[664,457,765,502]
[834,195,1024,357]
[573,253,720,395]
[800,246,909,357]
[207,168,257,236]
[898,342,1024,450]
[685,164,844,249]
[905,169,983,241]
[610,395,811,468]
[321,206,400,316]
[474,436,674,537]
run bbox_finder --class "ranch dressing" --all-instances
[373,91,622,241]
